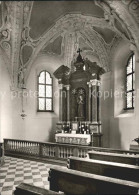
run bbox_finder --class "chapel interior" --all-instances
[0,1,139,195]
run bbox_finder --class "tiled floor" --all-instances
[0,156,60,195]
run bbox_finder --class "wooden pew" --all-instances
[14,183,64,195]
[68,156,139,182]
[0,142,4,166]
[88,151,139,165]
[48,167,139,195]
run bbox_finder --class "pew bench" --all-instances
[68,156,139,182]
[88,151,139,165]
[14,183,65,195]
[48,167,139,195]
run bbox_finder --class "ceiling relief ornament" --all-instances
[62,31,80,68]
[0,1,26,89]
[10,1,24,88]
[95,0,132,41]
[25,14,124,80]
[0,29,11,58]
[104,0,139,52]
[0,2,12,63]
[19,2,34,69]
[0,1,33,89]
[80,28,109,72]
[15,1,33,89]
[121,0,139,26]
[128,0,139,25]
[23,1,33,28]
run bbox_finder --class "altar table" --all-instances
[55,133,91,145]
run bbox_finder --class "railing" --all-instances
[4,139,91,163]
[89,146,139,155]
[4,139,139,164]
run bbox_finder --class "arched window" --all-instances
[126,53,135,109]
[38,71,53,111]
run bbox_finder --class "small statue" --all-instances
[77,94,85,118]
[132,137,139,145]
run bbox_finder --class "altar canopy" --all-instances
[54,50,105,146]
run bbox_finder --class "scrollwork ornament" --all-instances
[129,0,139,11]
[2,30,8,38]
[129,0,139,23]
[1,41,10,50]
[1,42,11,58]
[0,29,10,42]
[121,0,130,5]
[128,0,139,24]
[23,1,33,27]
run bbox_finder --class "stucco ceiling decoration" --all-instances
[62,32,78,68]
[0,1,13,76]
[25,13,127,79]
[1,1,139,88]
[0,1,33,88]
[29,1,104,39]
[123,0,139,26]
[95,0,132,41]
[103,0,139,52]
[0,1,25,86]
[80,28,109,72]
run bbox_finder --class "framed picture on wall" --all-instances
[71,122,78,131]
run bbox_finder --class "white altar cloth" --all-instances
[55,133,91,145]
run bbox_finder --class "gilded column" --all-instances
[65,85,70,122]
[59,83,64,122]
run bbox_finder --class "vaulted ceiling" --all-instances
[0,0,139,89]
[30,1,104,39]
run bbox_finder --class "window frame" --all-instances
[125,53,135,110]
[37,70,54,112]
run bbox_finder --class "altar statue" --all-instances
[77,94,85,118]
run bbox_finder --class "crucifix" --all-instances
[77,48,82,55]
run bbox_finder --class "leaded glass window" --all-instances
[126,53,135,109]
[38,71,53,111]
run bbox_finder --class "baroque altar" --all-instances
[54,49,105,146]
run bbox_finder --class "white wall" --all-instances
[101,40,139,149]
[0,51,64,143]
[0,50,12,142]
[101,72,111,147]
[22,54,64,142]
